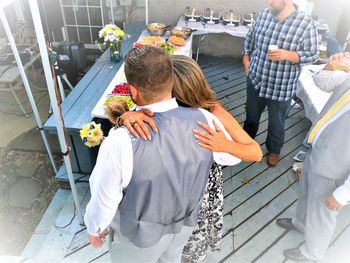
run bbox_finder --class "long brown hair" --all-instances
[171,55,217,111]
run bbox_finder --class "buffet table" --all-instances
[296,64,331,124]
[176,16,249,61]
[176,16,249,38]
[91,29,193,119]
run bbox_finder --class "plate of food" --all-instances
[157,41,176,55]
[168,36,186,46]
[112,82,129,95]
[137,36,163,46]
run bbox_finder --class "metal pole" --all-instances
[0,7,58,175]
[145,0,148,25]
[28,0,84,224]
[109,0,114,24]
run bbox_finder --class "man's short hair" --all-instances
[124,46,173,102]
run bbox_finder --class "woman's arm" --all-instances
[195,103,262,162]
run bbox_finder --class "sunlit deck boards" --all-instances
[22,56,350,263]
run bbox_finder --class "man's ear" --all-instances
[129,84,139,101]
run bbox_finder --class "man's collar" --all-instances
[270,7,297,22]
[136,98,178,112]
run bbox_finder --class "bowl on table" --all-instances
[170,27,195,40]
[146,23,167,36]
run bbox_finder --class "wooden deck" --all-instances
[22,56,350,263]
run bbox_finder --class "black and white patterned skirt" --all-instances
[182,162,223,262]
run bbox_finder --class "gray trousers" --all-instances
[292,154,345,261]
[109,225,194,263]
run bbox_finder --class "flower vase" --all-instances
[110,42,122,62]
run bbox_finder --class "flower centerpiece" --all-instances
[97,24,130,62]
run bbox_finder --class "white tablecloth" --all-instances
[296,64,332,124]
[176,16,249,38]
[91,30,193,119]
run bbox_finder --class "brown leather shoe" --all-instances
[276,218,301,233]
[267,153,280,167]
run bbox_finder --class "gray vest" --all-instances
[111,107,214,248]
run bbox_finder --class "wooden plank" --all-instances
[257,206,350,263]
[89,251,111,262]
[223,112,308,184]
[222,120,306,196]
[229,170,297,232]
[223,148,301,229]
[204,59,238,74]
[210,70,246,91]
[34,184,90,262]
[222,110,308,182]
[55,163,88,182]
[21,189,71,259]
[205,62,242,80]
[199,57,235,73]
[222,171,297,239]
[223,131,308,216]
[206,191,297,262]
[232,186,297,259]
[223,116,309,187]
[210,72,246,97]
[221,203,298,263]
[220,86,246,107]
[62,229,109,263]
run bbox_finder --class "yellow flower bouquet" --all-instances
[97,24,130,62]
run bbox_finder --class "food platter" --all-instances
[169,36,186,46]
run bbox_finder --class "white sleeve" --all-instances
[84,128,133,235]
[313,70,349,92]
[333,174,350,206]
[199,108,241,166]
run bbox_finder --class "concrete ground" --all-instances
[0,69,61,257]
[0,70,54,148]
[0,54,97,257]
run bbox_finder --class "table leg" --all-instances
[9,83,30,117]
[196,34,208,62]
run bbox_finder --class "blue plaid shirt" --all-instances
[243,8,319,101]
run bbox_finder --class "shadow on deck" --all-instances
[21,56,350,263]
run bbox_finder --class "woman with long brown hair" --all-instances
[116,55,262,262]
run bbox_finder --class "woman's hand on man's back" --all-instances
[118,109,157,140]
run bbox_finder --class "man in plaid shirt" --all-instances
[242,0,318,167]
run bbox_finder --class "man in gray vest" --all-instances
[84,46,240,262]
[276,52,350,261]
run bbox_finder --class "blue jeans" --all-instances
[243,78,291,154]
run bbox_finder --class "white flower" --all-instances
[104,36,108,42]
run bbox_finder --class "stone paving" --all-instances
[0,85,60,256]
[0,148,60,256]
